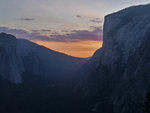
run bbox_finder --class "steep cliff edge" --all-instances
[77,4,150,113]
[0,33,24,84]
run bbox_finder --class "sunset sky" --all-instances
[0,0,150,57]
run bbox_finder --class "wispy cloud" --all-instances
[20,18,35,21]
[76,14,102,24]
[0,27,29,38]
[90,18,102,23]
[0,26,103,42]
[32,29,52,34]
[51,27,103,42]
[76,14,82,18]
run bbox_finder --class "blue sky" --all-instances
[0,0,150,57]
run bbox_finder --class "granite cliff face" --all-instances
[77,4,150,113]
[0,33,24,84]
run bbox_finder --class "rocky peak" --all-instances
[102,4,150,67]
[77,4,150,113]
[0,33,24,84]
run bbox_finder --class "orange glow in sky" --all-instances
[33,40,103,58]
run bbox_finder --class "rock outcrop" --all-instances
[77,4,150,113]
[0,33,24,84]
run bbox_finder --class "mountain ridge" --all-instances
[0,32,86,83]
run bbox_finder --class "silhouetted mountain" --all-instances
[0,32,87,113]
[0,32,86,84]
[76,4,150,113]
[18,39,86,82]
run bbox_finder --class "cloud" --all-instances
[0,27,29,38]
[61,30,69,33]
[75,14,103,24]
[90,18,102,23]
[0,26,103,42]
[0,26,52,41]
[41,29,51,32]
[76,14,82,18]
[50,27,103,42]
[32,29,51,34]
[20,18,35,21]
